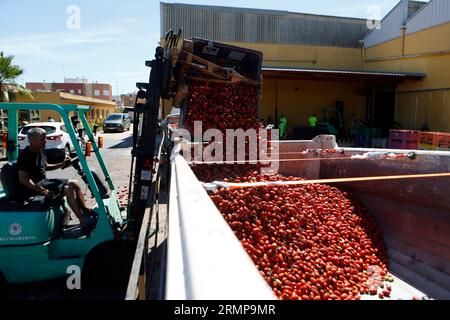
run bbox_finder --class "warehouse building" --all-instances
[161,0,450,139]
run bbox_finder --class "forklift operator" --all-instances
[17,127,94,226]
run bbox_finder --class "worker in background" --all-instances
[279,114,287,140]
[308,113,318,127]
[48,116,55,122]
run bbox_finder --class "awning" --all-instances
[262,67,426,82]
[59,92,117,108]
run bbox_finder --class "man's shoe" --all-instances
[81,213,98,235]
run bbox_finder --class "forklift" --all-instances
[317,108,344,136]
[0,103,134,292]
[0,28,239,296]
[0,28,183,294]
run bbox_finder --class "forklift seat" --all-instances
[1,161,19,198]
[0,161,61,212]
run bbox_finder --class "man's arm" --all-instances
[18,170,51,197]
[45,157,70,171]
[45,161,64,171]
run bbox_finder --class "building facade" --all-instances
[161,0,450,135]
[362,0,450,132]
[14,92,117,123]
[26,78,113,101]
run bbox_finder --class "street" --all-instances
[0,126,134,300]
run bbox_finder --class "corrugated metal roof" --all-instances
[262,66,426,78]
[161,2,371,48]
[406,0,450,35]
[363,0,449,48]
[363,1,408,48]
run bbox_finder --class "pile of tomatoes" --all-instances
[185,81,261,134]
[198,167,389,300]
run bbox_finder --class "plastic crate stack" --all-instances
[389,130,419,150]
[439,133,450,151]
[418,132,450,151]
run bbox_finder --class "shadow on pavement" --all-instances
[110,135,133,149]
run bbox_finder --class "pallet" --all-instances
[180,51,258,86]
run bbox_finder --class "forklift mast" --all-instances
[127,30,181,236]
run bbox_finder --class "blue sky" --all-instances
[0,0,406,95]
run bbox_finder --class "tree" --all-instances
[0,51,33,131]
[0,51,33,102]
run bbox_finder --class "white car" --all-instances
[18,122,74,163]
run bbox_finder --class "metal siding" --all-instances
[406,0,450,35]
[364,1,407,48]
[160,3,369,48]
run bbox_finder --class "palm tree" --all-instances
[0,51,33,131]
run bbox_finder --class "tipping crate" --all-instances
[177,38,263,137]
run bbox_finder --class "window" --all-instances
[94,90,100,96]
[30,110,40,122]
[78,89,82,94]
[20,125,56,135]
[106,114,122,121]
[60,125,67,133]
[103,90,110,96]
[70,89,75,94]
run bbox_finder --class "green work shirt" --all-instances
[309,116,318,127]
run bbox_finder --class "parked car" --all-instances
[18,122,74,163]
[103,113,131,133]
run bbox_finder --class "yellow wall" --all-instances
[224,41,363,70]
[365,23,450,90]
[261,79,366,134]
[14,93,116,123]
[15,93,62,122]
[395,89,450,131]
[365,22,450,131]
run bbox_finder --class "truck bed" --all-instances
[165,136,450,300]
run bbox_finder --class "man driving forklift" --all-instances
[17,127,95,227]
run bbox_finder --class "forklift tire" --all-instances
[81,241,135,294]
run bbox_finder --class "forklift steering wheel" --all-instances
[61,156,80,170]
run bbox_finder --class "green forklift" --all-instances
[0,103,133,292]
[317,108,344,136]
